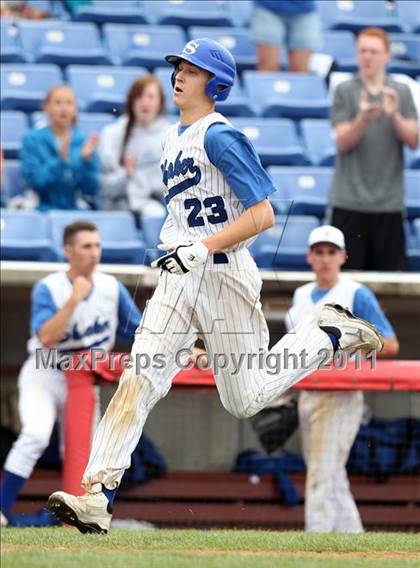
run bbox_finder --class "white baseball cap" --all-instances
[308,225,346,249]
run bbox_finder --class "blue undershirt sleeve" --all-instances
[204,122,276,209]
[116,282,142,343]
[31,282,58,335]
[353,287,396,338]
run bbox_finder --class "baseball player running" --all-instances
[48,39,383,534]
[0,221,141,527]
[287,225,399,532]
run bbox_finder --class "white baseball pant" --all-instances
[83,252,333,490]
[299,390,364,532]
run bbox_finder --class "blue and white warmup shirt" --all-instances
[159,112,276,250]
[28,271,141,355]
[286,276,395,338]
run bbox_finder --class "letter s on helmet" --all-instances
[165,38,236,102]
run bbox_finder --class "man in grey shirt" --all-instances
[330,27,418,271]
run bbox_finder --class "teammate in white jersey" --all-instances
[0,221,141,527]
[286,225,399,532]
[48,39,383,534]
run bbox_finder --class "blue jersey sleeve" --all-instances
[353,287,396,338]
[204,122,276,209]
[31,282,58,335]
[116,282,142,343]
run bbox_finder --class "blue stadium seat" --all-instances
[388,33,420,77]
[215,80,255,117]
[141,213,167,264]
[405,219,420,271]
[300,119,336,166]
[73,0,148,25]
[317,1,404,33]
[18,21,111,66]
[395,1,420,33]
[2,160,25,203]
[405,171,420,219]
[250,215,320,270]
[231,118,308,167]
[320,31,356,72]
[242,71,330,119]
[48,211,146,264]
[0,210,55,261]
[405,147,420,170]
[1,111,28,159]
[268,166,333,218]
[67,65,147,113]
[188,27,257,72]
[1,20,26,63]
[104,24,186,68]
[1,64,63,112]
[144,0,232,27]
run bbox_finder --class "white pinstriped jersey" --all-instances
[159,112,256,251]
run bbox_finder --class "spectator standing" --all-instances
[0,221,141,527]
[98,75,170,224]
[286,225,399,532]
[330,28,418,271]
[250,0,322,72]
[20,85,100,211]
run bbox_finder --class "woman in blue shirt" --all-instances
[20,85,99,211]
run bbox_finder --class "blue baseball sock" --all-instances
[102,485,117,507]
[0,470,27,514]
[326,331,339,352]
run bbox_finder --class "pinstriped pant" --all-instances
[83,255,332,490]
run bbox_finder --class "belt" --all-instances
[213,253,229,264]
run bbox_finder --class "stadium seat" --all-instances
[104,24,186,68]
[388,33,420,77]
[0,210,55,262]
[405,219,420,271]
[18,21,111,66]
[250,215,319,270]
[215,80,255,117]
[144,0,232,27]
[1,111,28,159]
[300,119,336,166]
[268,166,333,218]
[1,20,26,63]
[48,211,146,264]
[67,65,147,113]
[405,147,420,170]
[319,31,356,72]
[242,71,330,119]
[395,1,420,33]
[317,1,404,33]
[1,64,63,112]
[231,118,308,167]
[140,213,167,264]
[2,160,25,203]
[73,0,148,25]
[405,171,420,220]
[188,27,257,72]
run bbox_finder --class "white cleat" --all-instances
[318,303,384,356]
[47,490,112,534]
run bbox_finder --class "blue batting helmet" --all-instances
[165,38,236,102]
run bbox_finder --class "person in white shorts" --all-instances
[286,225,399,532]
[0,221,141,527]
[47,39,383,534]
